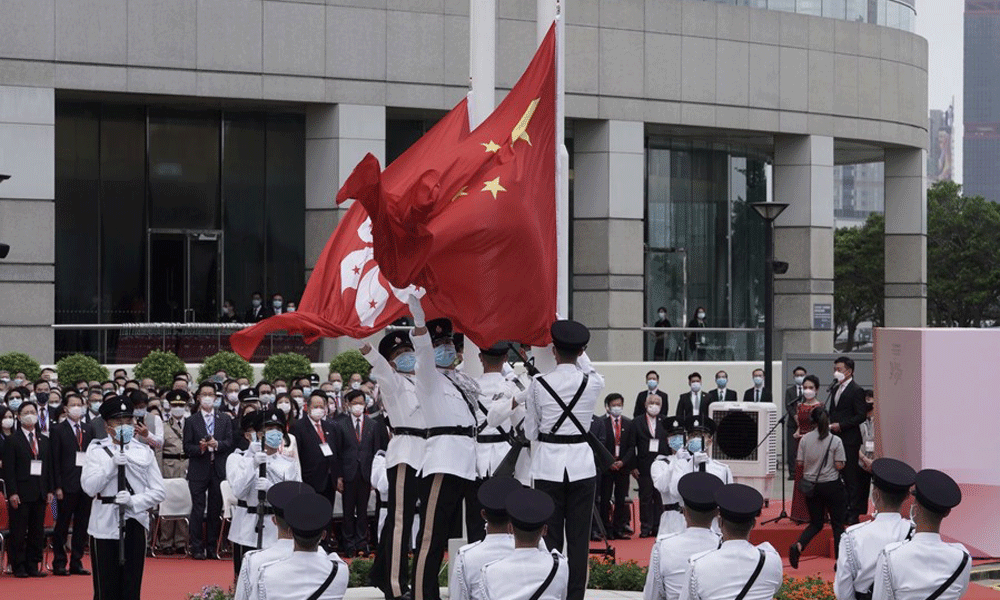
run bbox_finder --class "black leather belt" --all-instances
[162,453,187,460]
[393,427,428,439]
[856,592,872,600]
[537,433,586,444]
[97,496,118,504]
[477,434,507,444]
[663,503,681,512]
[236,500,274,515]
[426,426,476,438]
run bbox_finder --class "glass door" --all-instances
[147,229,223,323]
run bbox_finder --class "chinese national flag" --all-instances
[231,23,556,358]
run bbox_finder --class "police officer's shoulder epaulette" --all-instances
[458,540,483,555]
[846,519,873,534]
[881,540,907,558]
[689,548,717,564]
[656,531,684,544]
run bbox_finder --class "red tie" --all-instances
[614,418,621,446]
[76,423,83,449]
[30,431,38,457]
[315,422,326,444]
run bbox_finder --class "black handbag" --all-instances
[798,436,834,498]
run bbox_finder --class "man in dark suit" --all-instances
[335,390,387,554]
[2,401,53,577]
[828,356,869,524]
[182,382,234,560]
[632,370,669,418]
[598,393,635,539]
[291,391,340,548]
[675,372,708,421]
[707,370,739,407]
[243,291,273,322]
[742,368,772,403]
[49,392,93,575]
[784,366,807,480]
[631,394,669,537]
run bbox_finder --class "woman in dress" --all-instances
[790,374,823,523]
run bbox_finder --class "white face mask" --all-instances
[277,402,291,414]
[697,311,706,319]
[609,406,623,417]
[350,381,361,391]
[170,406,186,419]
[331,381,342,392]
[350,404,365,417]
[200,397,215,411]
[834,370,846,382]
[1,417,13,429]
[20,414,38,427]
[68,406,85,420]
[657,311,666,319]
[226,392,238,403]
[275,386,287,394]
[802,388,817,400]
[310,407,326,420]
[690,382,702,393]
[646,404,661,417]
[794,376,805,385]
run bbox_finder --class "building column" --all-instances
[883,148,927,326]
[0,86,55,363]
[772,135,835,356]
[572,120,644,361]
[305,103,385,360]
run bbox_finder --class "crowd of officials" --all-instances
[0,310,973,600]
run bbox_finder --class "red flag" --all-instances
[339,23,557,348]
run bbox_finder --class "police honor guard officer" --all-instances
[834,458,916,600]
[451,476,521,600]
[81,396,166,600]
[871,469,971,600]
[478,488,569,600]
[473,343,521,486]
[234,481,314,600]
[485,359,532,485]
[680,484,782,600]
[644,472,725,600]
[657,418,733,538]
[650,417,692,538]
[523,320,604,600]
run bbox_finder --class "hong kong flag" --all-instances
[231,23,556,358]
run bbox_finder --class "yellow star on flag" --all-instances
[481,177,507,200]
[449,186,469,203]
[482,140,501,153]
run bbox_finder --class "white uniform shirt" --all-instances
[644,528,722,600]
[235,538,294,600]
[524,353,604,482]
[835,513,913,600]
[486,384,531,485]
[412,330,477,479]
[452,533,515,600]
[80,436,167,537]
[257,548,349,600]
[654,451,732,537]
[371,451,390,534]
[367,348,427,471]
[680,540,783,600]
[872,533,970,600]
[479,547,569,600]
[474,372,519,479]
[227,445,302,547]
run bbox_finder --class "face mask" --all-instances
[265,429,283,449]
[434,344,457,368]
[350,404,365,417]
[20,414,38,427]
[9,398,23,411]
[134,408,147,418]
[753,376,764,387]
[116,387,125,395]
[252,298,262,308]
[393,352,416,373]
[687,438,703,453]
[0,377,7,383]
[668,434,684,452]
[249,431,259,444]
[803,388,817,400]
[293,396,304,409]
[13,378,24,386]
[1,418,13,429]
[260,393,275,404]
[223,306,234,316]
[609,406,623,417]
[275,386,287,394]
[36,391,50,404]
[272,300,283,309]
[365,395,375,408]
[277,402,291,414]
[170,406,186,419]
[213,398,222,409]
[331,382,342,392]
[200,397,215,411]
[226,392,239,403]
[646,379,657,390]
[114,424,135,444]
[310,407,326,420]
[716,377,727,388]
[690,382,702,393]
[302,386,313,396]
[89,401,101,413]
[646,404,661,417]
[350,382,361,391]
[794,376,805,385]
[697,311,706,319]
[48,400,62,409]
[286,306,296,313]
[658,311,666,318]
[834,371,846,382]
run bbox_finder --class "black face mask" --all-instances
[36,391,50,404]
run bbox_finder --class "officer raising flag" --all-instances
[81,395,166,600]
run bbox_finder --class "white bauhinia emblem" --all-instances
[340,216,424,326]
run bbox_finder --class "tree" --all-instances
[926,181,1000,326]
[834,213,884,351]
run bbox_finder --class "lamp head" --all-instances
[750,202,789,222]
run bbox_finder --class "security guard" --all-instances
[835,458,917,600]
[650,417,691,538]
[522,319,604,600]
[361,329,428,600]
[644,472,724,600]
[80,395,166,600]
[234,480,315,600]
[872,469,970,600]
[681,484,783,600]
[256,492,350,600]
[407,296,479,600]
[451,476,521,600]
[478,488,569,600]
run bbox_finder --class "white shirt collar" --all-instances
[874,512,903,522]
[202,410,214,419]
[912,532,942,543]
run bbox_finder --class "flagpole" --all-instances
[468,0,496,130]
[538,0,569,319]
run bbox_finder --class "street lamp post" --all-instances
[750,201,788,402]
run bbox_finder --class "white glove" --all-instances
[693,451,709,466]
[256,477,269,491]
[114,490,132,506]
[253,452,268,466]
[407,295,426,327]
[113,452,128,466]
[249,441,262,454]
[674,449,691,460]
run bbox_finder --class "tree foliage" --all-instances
[834,213,884,350]
[134,350,187,388]
[56,354,109,384]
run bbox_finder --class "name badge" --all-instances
[649,440,659,454]
[319,443,333,457]
[30,460,43,476]
[865,441,875,454]
[76,452,87,467]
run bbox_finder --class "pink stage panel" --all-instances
[874,328,1000,558]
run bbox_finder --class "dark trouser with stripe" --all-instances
[637,465,663,536]
[90,518,147,600]
[413,472,470,600]
[797,479,847,559]
[463,477,485,544]
[371,463,420,600]
[535,475,596,600]
[53,491,93,571]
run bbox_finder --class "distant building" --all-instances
[929,105,955,183]
[964,0,1000,202]
[834,163,885,227]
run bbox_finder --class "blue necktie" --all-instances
[206,414,214,437]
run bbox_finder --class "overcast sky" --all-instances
[915,0,963,183]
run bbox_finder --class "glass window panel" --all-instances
[886,1,902,29]
[876,0,887,25]
[264,114,306,304]
[846,0,867,22]
[823,0,846,19]
[769,0,797,12]
[797,0,823,16]
[148,109,220,229]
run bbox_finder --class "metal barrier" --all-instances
[51,323,321,363]
[641,327,764,362]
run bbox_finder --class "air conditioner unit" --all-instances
[709,401,777,505]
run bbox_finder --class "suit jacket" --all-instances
[182,410,234,480]
[89,415,108,440]
[598,414,636,468]
[244,305,273,322]
[828,379,867,447]
[291,416,340,493]
[631,416,671,471]
[335,414,387,483]
[632,389,669,418]
[707,388,738,406]
[675,391,711,422]
[50,418,93,494]
[2,428,53,502]
[742,387,773,404]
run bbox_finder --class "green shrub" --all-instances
[348,557,374,587]
[0,351,42,382]
[198,351,254,383]
[328,349,371,381]
[134,350,187,388]
[55,354,109,385]
[587,557,647,591]
[261,353,313,384]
